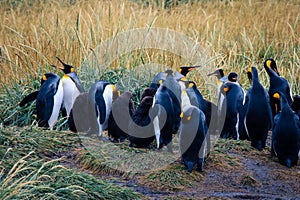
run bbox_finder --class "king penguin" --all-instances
[36,73,64,129]
[88,80,119,137]
[271,92,300,168]
[52,57,85,117]
[179,105,207,173]
[152,70,182,152]
[220,81,244,140]
[108,91,135,142]
[243,67,273,150]
[264,58,292,117]
[128,96,156,148]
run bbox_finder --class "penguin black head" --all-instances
[291,95,300,113]
[228,72,238,82]
[207,68,225,79]
[40,72,58,85]
[165,69,174,77]
[177,66,199,76]
[52,56,75,74]
[264,58,280,76]
[247,67,253,85]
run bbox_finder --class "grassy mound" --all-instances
[0,127,143,199]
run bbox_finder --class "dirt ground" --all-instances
[64,133,300,200]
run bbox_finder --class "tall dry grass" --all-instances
[0,0,299,114]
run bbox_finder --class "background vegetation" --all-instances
[0,0,299,199]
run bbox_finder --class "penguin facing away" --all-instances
[128,96,156,148]
[36,73,64,129]
[89,80,118,137]
[108,91,135,143]
[264,58,292,117]
[271,92,300,168]
[179,105,207,173]
[244,67,272,151]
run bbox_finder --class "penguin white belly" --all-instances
[102,85,114,130]
[48,82,64,129]
[62,78,80,116]
[181,90,191,110]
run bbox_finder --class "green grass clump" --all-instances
[138,161,203,191]
[0,153,142,200]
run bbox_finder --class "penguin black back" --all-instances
[179,105,207,173]
[291,95,300,118]
[36,73,63,128]
[108,92,135,143]
[19,73,58,107]
[220,82,244,140]
[264,58,292,117]
[244,67,272,150]
[128,96,155,148]
[271,92,300,168]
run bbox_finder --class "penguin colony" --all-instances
[20,58,300,171]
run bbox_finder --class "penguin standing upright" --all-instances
[264,58,292,117]
[89,80,118,137]
[128,96,156,148]
[208,69,228,133]
[108,91,135,142]
[271,92,300,168]
[35,73,64,129]
[291,95,300,118]
[179,105,207,173]
[52,57,85,117]
[220,81,244,140]
[243,67,273,150]
[152,69,182,152]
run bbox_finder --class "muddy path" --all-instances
[60,137,300,200]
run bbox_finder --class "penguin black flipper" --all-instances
[19,91,40,107]
[95,90,106,125]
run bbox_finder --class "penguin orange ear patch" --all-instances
[223,87,229,92]
[273,93,280,99]
[188,83,194,88]
[71,68,75,73]
[180,112,184,118]
[159,79,163,85]
[266,60,272,68]
[42,75,47,81]
[187,116,191,121]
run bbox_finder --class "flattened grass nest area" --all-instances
[0,0,300,199]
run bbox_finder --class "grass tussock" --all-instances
[138,161,204,192]
[0,127,143,199]
[0,153,142,200]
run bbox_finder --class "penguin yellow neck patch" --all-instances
[188,83,194,88]
[63,74,70,79]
